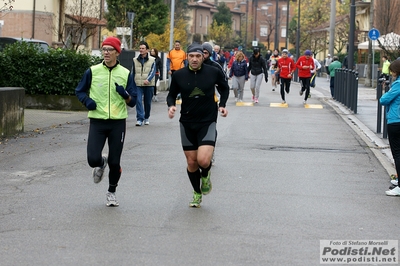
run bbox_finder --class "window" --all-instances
[281,26,286,38]
[260,25,268,37]
[206,15,209,34]
[200,14,202,27]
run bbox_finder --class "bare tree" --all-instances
[375,0,400,59]
[46,0,103,51]
[0,0,14,15]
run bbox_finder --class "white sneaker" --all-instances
[391,179,398,186]
[303,100,307,105]
[106,192,119,207]
[136,121,143,126]
[144,119,150,125]
[385,186,400,196]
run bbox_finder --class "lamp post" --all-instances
[169,0,175,50]
[285,0,289,49]
[253,0,258,42]
[274,0,279,50]
[240,0,249,50]
[294,0,300,82]
[127,12,135,50]
[348,0,356,70]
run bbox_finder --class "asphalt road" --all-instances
[0,80,397,265]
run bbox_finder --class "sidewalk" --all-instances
[23,76,395,174]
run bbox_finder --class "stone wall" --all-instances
[0,87,25,137]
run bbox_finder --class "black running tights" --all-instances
[87,118,126,191]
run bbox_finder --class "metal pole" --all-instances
[328,0,335,56]
[254,0,257,41]
[348,0,356,70]
[285,0,289,49]
[274,0,279,50]
[245,0,248,50]
[294,0,300,82]
[169,0,175,50]
[130,19,133,50]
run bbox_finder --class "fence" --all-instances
[334,69,359,113]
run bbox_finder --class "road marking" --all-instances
[236,102,254,106]
[270,103,288,108]
[304,104,323,109]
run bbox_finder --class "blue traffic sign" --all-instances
[368,28,380,40]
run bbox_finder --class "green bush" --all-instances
[0,42,101,95]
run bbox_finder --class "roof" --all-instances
[65,14,107,27]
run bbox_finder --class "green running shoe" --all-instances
[201,171,212,195]
[189,191,202,208]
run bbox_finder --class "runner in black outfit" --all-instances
[166,43,229,208]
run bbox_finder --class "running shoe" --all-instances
[391,179,398,186]
[299,89,303,96]
[385,186,400,196]
[201,171,212,195]
[144,119,150,125]
[106,192,119,207]
[136,121,143,126]
[254,98,259,103]
[92,155,107,183]
[189,191,202,208]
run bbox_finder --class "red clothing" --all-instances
[296,55,315,78]
[277,57,296,79]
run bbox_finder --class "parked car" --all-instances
[0,37,50,52]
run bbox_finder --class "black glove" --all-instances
[115,83,129,99]
[84,97,97,110]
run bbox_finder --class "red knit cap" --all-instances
[102,37,121,53]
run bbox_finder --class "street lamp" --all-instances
[127,12,135,50]
[274,0,279,50]
[240,0,249,50]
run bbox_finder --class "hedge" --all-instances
[0,42,101,95]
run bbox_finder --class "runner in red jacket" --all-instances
[296,50,315,104]
[276,49,296,104]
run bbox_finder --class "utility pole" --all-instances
[169,0,175,50]
[365,0,374,87]
[348,0,356,70]
[274,0,279,50]
[328,0,335,57]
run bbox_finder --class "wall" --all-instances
[0,87,25,137]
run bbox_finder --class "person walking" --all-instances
[270,49,281,84]
[212,44,226,69]
[310,54,321,88]
[379,60,400,196]
[166,40,187,77]
[132,41,156,126]
[229,51,249,102]
[75,36,137,207]
[379,55,390,81]
[296,50,315,104]
[269,60,278,91]
[276,49,296,104]
[324,54,332,81]
[328,56,342,98]
[150,47,163,102]
[166,43,229,208]
[248,47,268,103]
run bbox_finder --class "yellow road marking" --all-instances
[304,104,323,109]
[270,103,288,108]
[236,102,254,106]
